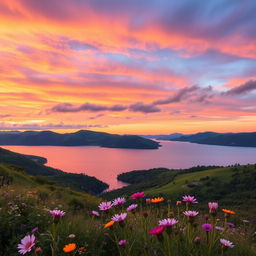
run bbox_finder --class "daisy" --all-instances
[18,235,35,255]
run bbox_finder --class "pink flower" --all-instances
[126,204,138,212]
[111,213,127,222]
[118,240,127,246]
[220,239,234,248]
[176,200,182,206]
[208,202,218,213]
[150,226,165,235]
[159,218,178,227]
[112,197,126,206]
[91,210,100,217]
[146,198,151,204]
[18,234,35,255]
[183,211,199,217]
[131,192,145,200]
[49,209,65,217]
[98,201,112,211]
[202,223,213,232]
[49,210,65,223]
[182,195,198,204]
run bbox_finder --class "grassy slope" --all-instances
[0,163,100,209]
[146,167,232,196]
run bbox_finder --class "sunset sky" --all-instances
[0,0,256,134]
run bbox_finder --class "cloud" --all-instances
[0,122,107,130]
[153,86,200,105]
[0,114,12,118]
[225,80,256,95]
[51,103,127,112]
[129,102,160,113]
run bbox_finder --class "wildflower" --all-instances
[112,197,126,206]
[127,204,138,212]
[202,223,213,232]
[131,192,145,199]
[18,234,36,255]
[63,243,76,253]
[151,197,164,203]
[220,239,234,248]
[176,200,182,206]
[182,195,198,204]
[68,234,76,238]
[215,226,224,231]
[91,210,100,217]
[98,201,112,211]
[194,236,201,244]
[150,226,165,236]
[31,227,39,233]
[49,209,65,217]
[159,218,178,227]
[146,198,151,204]
[104,220,115,228]
[183,210,199,217]
[226,222,235,228]
[142,210,149,218]
[35,247,42,254]
[222,209,235,215]
[111,213,127,222]
[208,202,218,214]
[118,240,127,246]
[49,209,65,223]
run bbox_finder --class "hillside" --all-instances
[170,132,256,147]
[0,130,160,149]
[0,147,108,194]
[104,164,256,213]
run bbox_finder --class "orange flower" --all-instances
[104,220,115,228]
[222,209,235,215]
[151,197,164,203]
[63,243,76,253]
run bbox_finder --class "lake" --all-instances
[2,141,256,190]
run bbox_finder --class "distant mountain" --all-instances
[170,131,256,147]
[143,133,184,140]
[0,147,108,194]
[0,130,160,149]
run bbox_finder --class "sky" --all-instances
[0,0,256,134]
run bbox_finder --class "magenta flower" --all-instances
[98,201,112,211]
[220,239,234,248]
[91,210,100,217]
[182,195,198,204]
[18,234,35,255]
[49,209,65,217]
[126,204,138,212]
[159,218,178,227]
[118,240,127,246]
[146,198,151,204]
[202,223,213,232]
[150,226,165,235]
[31,227,38,233]
[183,210,199,217]
[208,202,218,213]
[131,192,145,200]
[111,213,127,222]
[112,197,126,206]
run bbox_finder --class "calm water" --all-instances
[2,141,256,190]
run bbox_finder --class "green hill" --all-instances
[171,131,256,147]
[0,130,160,149]
[104,164,256,213]
[0,147,108,194]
